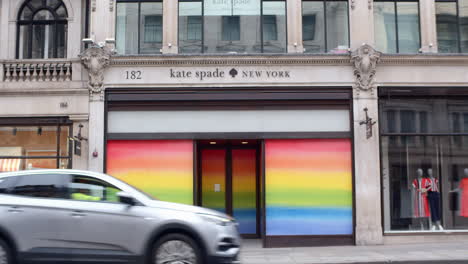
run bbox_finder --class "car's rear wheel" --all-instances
[152,233,202,264]
[0,239,12,264]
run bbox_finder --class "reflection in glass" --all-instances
[325,1,349,53]
[374,2,397,53]
[303,1,325,53]
[460,0,468,52]
[116,3,139,54]
[436,2,459,53]
[263,1,286,53]
[179,2,203,53]
[397,2,420,53]
[140,3,163,54]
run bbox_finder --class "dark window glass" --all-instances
[17,0,68,59]
[144,15,163,43]
[302,0,349,54]
[222,16,241,41]
[436,1,459,53]
[10,174,67,198]
[302,15,316,41]
[263,15,278,41]
[187,16,202,40]
[374,1,420,53]
[419,111,428,133]
[179,2,203,53]
[460,0,468,52]
[401,110,416,133]
[69,176,122,203]
[0,177,15,193]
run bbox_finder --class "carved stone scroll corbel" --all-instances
[79,45,114,101]
[351,44,381,96]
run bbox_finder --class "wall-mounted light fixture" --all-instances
[37,126,42,135]
[12,127,17,136]
[359,108,376,139]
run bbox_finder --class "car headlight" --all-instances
[198,214,234,226]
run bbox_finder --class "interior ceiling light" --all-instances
[242,141,248,144]
[210,141,217,145]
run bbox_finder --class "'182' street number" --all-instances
[125,71,142,80]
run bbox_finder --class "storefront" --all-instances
[104,86,355,247]
[380,87,468,233]
[0,117,73,172]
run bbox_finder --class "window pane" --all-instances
[32,24,55,58]
[179,1,203,54]
[326,1,349,53]
[263,1,286,53]
[56,5,68,19]
[459,0,468,52]
[374,2,397,53]
[140,3,163,54]
[204,0,261,53]
[56,23,67,58]
[397,2,420,53]
[303,1,325,53]
[19,25,31,59]
[116,3,139,55]
[46,0,61,9]
[0,126,58,158]
[33,10,54,20]
[436,2,459,53]
[10,174,66,198]
[70,176,122,202]
[20,6,33,20]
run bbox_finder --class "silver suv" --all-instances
[0,169,241,264]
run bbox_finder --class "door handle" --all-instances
[8,206,23,213]
[71,211,87,217]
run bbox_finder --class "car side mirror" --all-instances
[117,192,137,206]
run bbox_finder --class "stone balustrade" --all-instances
[3,60,73,82]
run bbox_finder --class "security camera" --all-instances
[82,38,94,45]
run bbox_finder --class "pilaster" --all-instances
[351,44,384,245]
[349,0,374,49]
[162,0,178,54]
[419,0,438,53]
[287,0,303,53]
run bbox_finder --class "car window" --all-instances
[69,175,122,203]
[9,174,67,198]
[0,177,16,193]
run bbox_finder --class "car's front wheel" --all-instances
[152,233,202,264]
[0,239,12,264]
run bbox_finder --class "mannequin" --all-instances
[412,168,431,229]
[460,168,468,217]
[427,168,443,230]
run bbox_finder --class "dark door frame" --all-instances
[197,140,261,238]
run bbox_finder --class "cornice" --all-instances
[110,54,468,67]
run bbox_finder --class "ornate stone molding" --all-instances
[91,0,96,12]
[351,44,381,95]
[351,0,372,10]
[110,0,115,12]
[79,45,114,101]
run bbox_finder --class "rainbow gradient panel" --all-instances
[106,140,194,205]
[265,139,353,235]
[201,149,226,212]
[232,149,257,235]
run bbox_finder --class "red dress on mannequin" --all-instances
[460,178,468,217]
[412,178,431,218]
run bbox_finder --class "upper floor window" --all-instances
[116,0,163,55]
[302,0,349,54]
[178,0,287,54]
[436,0,468,53]
[374,0,420,53]
[17,0,68,59]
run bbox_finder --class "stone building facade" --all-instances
[2,0,468,247]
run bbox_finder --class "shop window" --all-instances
[380,97,468,232]
[116,0,163,55]
[0,122,72,172]
[17,0,68,59]
[302,0,349,54]
[436,0,468,53]
[374,0,420,53]
[178,0,287,54]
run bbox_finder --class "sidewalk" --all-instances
[240,239,468,264]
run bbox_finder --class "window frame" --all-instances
[301,0,350,54]
[0,118,73,171]
[373,0,422,53]
[178,0,287,54]
[435,0,463,53]
[16,0,68,59]
[116,0,163,55]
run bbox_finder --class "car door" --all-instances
[0,173,71,261]
[59,174,149,262]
